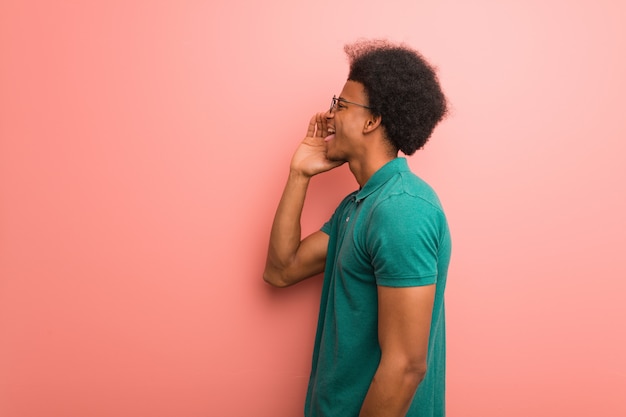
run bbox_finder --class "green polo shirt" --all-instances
[305,157,451,417]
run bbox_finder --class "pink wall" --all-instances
[1,1,625,416]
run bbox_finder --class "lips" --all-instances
[324,134,335,142]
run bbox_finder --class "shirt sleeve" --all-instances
[321,219,332,235]
[366,194,445,287]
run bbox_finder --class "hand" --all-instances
[290,113,344,177]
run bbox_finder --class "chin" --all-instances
[326,153,346,163]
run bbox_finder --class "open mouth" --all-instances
[325,126,336,141]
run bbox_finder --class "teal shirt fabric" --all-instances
[304,157,451,417]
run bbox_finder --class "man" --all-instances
[263,39,450,417]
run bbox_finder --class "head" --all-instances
[342,39,448,155]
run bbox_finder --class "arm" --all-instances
[359,284,436,417]
[263,113,343,287]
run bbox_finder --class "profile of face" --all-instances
[324,80,373,162]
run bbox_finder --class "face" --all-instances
[324,80,372,162]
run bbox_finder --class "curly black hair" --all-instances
[344,39,448,155]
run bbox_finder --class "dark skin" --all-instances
[264,81,435,417]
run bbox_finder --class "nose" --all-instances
[325,108,335,119]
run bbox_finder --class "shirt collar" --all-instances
[355,157,410,203]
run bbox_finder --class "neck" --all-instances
[348,152,397,187]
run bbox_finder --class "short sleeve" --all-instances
[366,194,444,287]
[321,218,332,235]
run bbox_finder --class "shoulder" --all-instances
[397,171,443,209]
[373,172,446,221]
[363,174,449,249]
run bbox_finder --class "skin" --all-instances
[263,80,436,417]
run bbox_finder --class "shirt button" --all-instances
[346,217,350,222]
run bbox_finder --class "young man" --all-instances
[264,40,451,417]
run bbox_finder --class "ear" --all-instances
[363,114,382,134]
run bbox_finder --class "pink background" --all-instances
[1,1,625,416]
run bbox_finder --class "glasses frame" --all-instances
[329,95,373,113]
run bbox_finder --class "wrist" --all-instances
[288,168,313,182]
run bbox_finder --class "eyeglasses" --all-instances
[329,95,373,113]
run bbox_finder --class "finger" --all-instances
[306,114,317,137]
[319,112,328,137]
[315,113,324,137]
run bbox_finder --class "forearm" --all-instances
[264,170,311,284]
[359,360,425,417]
[264,113,338,286]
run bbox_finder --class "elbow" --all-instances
[413,364,428,386]
[383,355,427,389]
[405,360,428,387]
[263,269,291,288]
[379,352,428,388]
